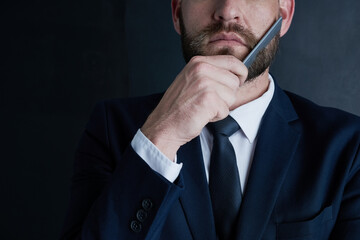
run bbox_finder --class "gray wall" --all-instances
[1,0,359,239]
[272,1,360,115]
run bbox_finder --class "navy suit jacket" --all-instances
[60,82,360,239]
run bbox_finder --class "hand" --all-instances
[141,55,248,160]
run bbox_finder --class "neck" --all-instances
[231,68,270,110]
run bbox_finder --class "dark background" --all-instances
[1,1,359,239]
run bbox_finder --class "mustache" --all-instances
[189,22,258,50]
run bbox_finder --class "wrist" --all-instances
[141,127,181,162]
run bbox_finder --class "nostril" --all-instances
[214,8,242,22]
[217,15,240,22]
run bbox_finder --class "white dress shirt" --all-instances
[131,74,275,191]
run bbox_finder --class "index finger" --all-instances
[189,55,248,81]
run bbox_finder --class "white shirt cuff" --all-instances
[131,129,183,183]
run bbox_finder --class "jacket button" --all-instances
[142,199,153,211]
[130,220,142,233]
[136,209,148,222]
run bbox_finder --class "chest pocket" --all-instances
[276,205,333,239]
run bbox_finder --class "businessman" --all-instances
[61,0,360,239]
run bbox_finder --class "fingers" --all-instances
[191,75,238,109]
[189,55,248,84]
[180,55,247,119]
[187,61,240,90]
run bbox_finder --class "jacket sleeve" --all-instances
[59,101,184,240]
[330,144,360,239]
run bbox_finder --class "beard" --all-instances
[179,12,280,81]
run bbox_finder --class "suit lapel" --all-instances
[178,137,217,240]
[234,85,301,240]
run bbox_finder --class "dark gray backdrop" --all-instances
[1,1,359,239]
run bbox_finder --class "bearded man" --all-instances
[60,0,360,239]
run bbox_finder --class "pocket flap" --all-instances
[277,205,333,239]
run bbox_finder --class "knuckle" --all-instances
[199,90,216,106]
[189,55,203,64]
[192,61,208,74]
[196,77,210,90]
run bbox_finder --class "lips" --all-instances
[209,32,247,46]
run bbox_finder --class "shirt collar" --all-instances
[229,74,275,143]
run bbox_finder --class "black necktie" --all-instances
[208,116,242,240]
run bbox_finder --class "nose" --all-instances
[213,0,243,23]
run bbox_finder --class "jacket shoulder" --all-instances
[285,91,360,132]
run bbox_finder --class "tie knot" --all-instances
[208,116,240,137]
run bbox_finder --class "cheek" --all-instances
[247,4,279,38]
[181,1,215,33]
[182,10,210,36]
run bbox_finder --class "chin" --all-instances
[204,46,247,60]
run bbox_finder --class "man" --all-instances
[61,0,360,239]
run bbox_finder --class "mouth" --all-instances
[208,32,248,48]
